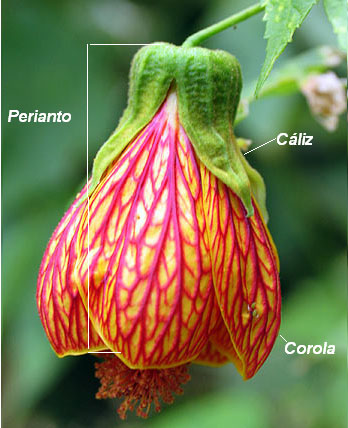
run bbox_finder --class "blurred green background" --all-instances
[2,0,346,427]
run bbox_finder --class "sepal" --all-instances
[89,43,175,196]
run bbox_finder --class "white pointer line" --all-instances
[243,137,276,155]
[279,335,288,343]
[86,43,90,350]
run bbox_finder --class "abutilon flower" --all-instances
[37,43,281,419]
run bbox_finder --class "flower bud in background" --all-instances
[301,71,346,131]
[37,43,281,419]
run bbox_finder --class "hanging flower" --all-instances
[37,43,281,419]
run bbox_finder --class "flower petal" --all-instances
[37,187,106,356]
[193,338,229,367]
[200,168,281,379]
[75,94,219,368]
[209,315,243,373]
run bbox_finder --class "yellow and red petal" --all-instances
[209,315,243,373]
[193,338,229,367]
[74,93,219,368]
[37,187,106,356]
[200,168,281,379]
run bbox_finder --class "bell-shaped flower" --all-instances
[37,43,281,419]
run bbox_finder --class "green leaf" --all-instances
[236,45,344,123]
[255,0,318,97]
[255,45,344,98]
[323,0,347,50]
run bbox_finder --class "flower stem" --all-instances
[182,3,265,47]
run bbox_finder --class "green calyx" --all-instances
[88,42,267,219]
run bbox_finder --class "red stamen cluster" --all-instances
[94,355,191,419]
